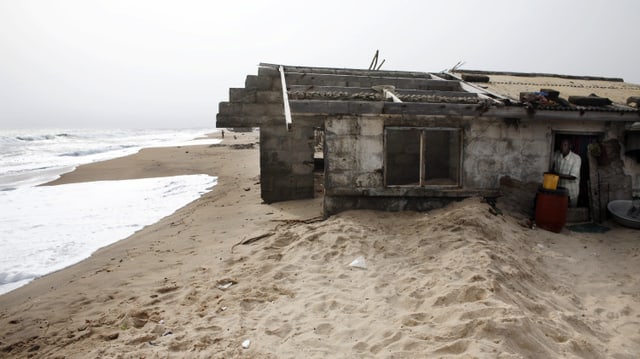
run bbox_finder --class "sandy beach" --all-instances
[1,129,639,358]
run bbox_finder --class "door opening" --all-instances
[552,133,602,210]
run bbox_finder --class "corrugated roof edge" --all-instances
[454,69,624,83]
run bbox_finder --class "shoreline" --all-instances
[0,129,321,354]
[42,131,224,186]
[2,129,320,299]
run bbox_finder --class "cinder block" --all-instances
[229,88,256,103]
[325,172,354,188]
[245,75,274,90]
[256,91,283,103]
[216,114,254,128]
[327,155,356,172]
[359,118,384,136]
[258,66,280,77]
[239,103,283,117]
[260,134,284,150]
[357,145,383,172]
[355,172,383,188]
[326,118,358,135]
[290,101,350,115]
[218,102,242,115]
[291,163,310,176]
[347,102,384,114]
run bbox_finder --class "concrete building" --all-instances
[217,63,640,220]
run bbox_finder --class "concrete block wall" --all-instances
[260,124,316,203]
[463,119,550,188]
[323,115,483,216]
[324,116,384,191]
[217,65,318,203]
[216,66,283,128]
[463,118,624,188]
[217,64,331,203]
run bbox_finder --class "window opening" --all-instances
[385,127,461,187]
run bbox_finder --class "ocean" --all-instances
[0,128,220,295]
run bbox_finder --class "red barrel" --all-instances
[535,186,568,233]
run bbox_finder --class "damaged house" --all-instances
[216,63,640,221]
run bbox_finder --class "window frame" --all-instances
[384,126,462,188]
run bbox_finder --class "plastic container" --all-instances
[535,186,568,233]
[542,173,559,190]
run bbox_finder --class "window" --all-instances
[385,127,461,187]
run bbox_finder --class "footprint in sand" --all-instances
[401,312,429,327]
[353,341,369,352]
[369,331,403,354]
[314,322,333,335]
[331,235,349,250]
[433,285,488,306]
[271,232,299,248]
[265,322,293,338]
[433,338,470,355]
[128,310,149,328]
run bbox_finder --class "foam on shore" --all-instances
[0,174,217,294]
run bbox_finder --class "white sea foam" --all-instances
[0,128,222,295]
[0,128,221,191]
[0,175,217,295]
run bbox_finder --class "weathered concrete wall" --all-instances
[217,65,321,203]
[323,115,492,215]
[216,67,283,128]
[260,123,316,203]
[463,118,623,188]
[324,116,384,191]
[322,114,630,216]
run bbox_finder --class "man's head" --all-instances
[561,139,571,156]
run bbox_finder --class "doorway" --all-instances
[314,127,325,197]
[552,132,602,210]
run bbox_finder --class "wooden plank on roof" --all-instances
[259,62,433,78]
[279,66,293,130]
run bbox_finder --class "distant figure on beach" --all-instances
[221,130,224,139]
[552,139,581,207]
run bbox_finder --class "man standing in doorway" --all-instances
[553,138,581,207]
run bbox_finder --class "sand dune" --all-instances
[1,130,639,358]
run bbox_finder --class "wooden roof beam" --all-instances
[260,62,433,78]
[279,65,292,130]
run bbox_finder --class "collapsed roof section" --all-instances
[453,69,640,113]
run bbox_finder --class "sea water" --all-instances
[0,128,221,295]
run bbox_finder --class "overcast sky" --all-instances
[1,0,639,129]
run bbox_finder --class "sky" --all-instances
[1,0,639,129]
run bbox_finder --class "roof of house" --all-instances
[275,64,480,104]
[216,64,640,128]
[452,70,640,113]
